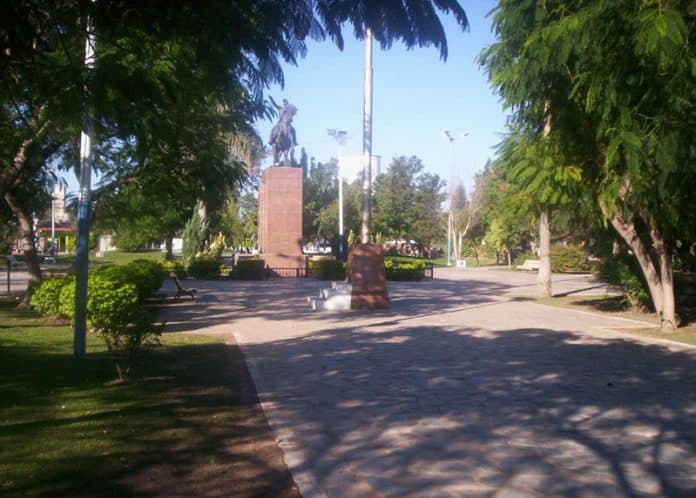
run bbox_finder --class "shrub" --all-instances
[53,270,160,379]
[309,258,346,280]
[159,258,186,279]
[128,259,164,297]
[513,250,537,267]
[550,244,588,273]
[594,256,649,311]
[31,276,74,317]
[232,258,266,280]
[86,272,160,380]
[94,260,163,303]
[385,258,426,281]
[187,255,221,279]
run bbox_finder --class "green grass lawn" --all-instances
[49,250,170,268]
[0,298,261,498]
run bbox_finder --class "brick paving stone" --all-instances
[161,270,696,497]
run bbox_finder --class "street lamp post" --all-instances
[328,129,348,260]
[74,6,96,359]
[441,130,469,267]
[361,27,374,244]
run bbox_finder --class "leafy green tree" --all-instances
[2,0,471,303]
[182,211,207,263]
[373,156,445,255]
[480,0,695,329]
[304,160,339,241]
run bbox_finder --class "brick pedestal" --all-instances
[258,167,306,274]
[348,243,390,309]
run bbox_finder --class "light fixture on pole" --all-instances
[441,130,469,267]
[328,129,348,260]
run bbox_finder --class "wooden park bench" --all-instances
[170,272,197,302]
[515,259,540,271]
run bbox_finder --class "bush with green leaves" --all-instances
[309,258,346,280]
[385,258,426,281]
[158,257,186,278]
[187,255,221,279]
[232,258,266,280]
[594,256,649,311]
[513,250,537,267]
[550,244,588,273]
[86,272,160,380]
[40,265,161,380]
[30,276,74,318]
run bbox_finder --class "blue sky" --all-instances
[256,0,508,192]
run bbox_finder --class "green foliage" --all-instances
[96,260,164,303]
[385,257,426,281]
[304,160,339,241]
[232,258,266,280]
[186,255,221,280]
[480,0,696,323]
[30,276,74,318]
[182,211,208,263]
[594,257,649,311]
[372,156,446,251]
[38,266,160,380]
[158,257,186,279]
[513,250,537,267]
[309,258,346,280]
[550,244,588,273]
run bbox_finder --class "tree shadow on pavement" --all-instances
[240,322,696,497]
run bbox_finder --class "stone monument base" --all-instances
[347,243,390,310]
[261,254,308,277]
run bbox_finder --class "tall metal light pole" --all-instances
[361,28,373,244]
[441,130,469,266]
[74,7,96,359]
[328,129,348,260]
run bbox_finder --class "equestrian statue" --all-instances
[269,99,298,167]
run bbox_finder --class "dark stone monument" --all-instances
[347,243,389,309]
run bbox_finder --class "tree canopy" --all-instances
[479,0,695,329]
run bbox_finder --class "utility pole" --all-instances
[441,130,469,266]
[361,28,373,244]
[74,5,95,359]
[328,129,348,260]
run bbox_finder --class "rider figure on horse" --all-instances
[269,99,298,166]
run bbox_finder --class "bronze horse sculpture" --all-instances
[269,99,297,166]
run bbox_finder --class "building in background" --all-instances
[35,184,75,254]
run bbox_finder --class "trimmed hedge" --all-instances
[385,258,426,281]
[158,258,186,278]
[232,258,266,280]
[309,258,346,280]
[30,275,74,317]
[187,255,221,279]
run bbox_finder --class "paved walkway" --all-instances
[159,268,696,498]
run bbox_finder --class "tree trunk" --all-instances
[165,235,174,261]
[650,226,677,331]
[5,191,42,305]
[605,210,677,328]
[538,210,552,297]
